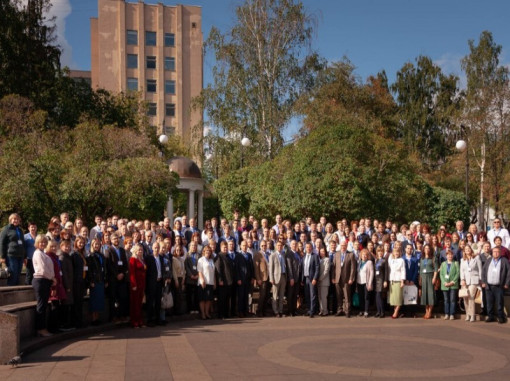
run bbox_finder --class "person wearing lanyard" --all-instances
[197,246,216,320]
[145,241,165,326]
[32,235,55,337]
[269,241,287,317]
[0,213,26,286]
[185,241,200,314]
[356,249,374,318]
[87,238,107,326]
[374,246,387,318]
[333,241,356,318]
[481,246,510,323]
[285,240,300,317]
[301,242,320,318]
[215,241,235,319]
[439,249,460,320]
[388,247,406,319]
[45,240,66,333]
[419,244,438,319]
[105,233,130,323]
[129,244,147,328]
[253,239,270,317]
[460,244,483,322]
[402,244,419,317]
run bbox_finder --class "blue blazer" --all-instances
[301,253,320,282]
[403,255,419,284]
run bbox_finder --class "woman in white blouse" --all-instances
[32,234,55,337]
[197,246,216,320]
[357,249,374,317]
[388,247,406,319]
[460,245,483,322]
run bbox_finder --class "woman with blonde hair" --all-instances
[460,244,483,322]
[357,249,374,317]
[32,235,54,336]
[388,247,406,319]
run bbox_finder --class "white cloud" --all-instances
[434,52,466,88]
[20,0,74,67]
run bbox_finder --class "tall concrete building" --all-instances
[91,0,203,143]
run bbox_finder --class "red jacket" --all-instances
[129,256,146,290]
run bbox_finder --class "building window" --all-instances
[164,57,175,71]
[165,80,175,94]
[165,103,175,117]
[127,77,138,91]
[127,30,138,45]
[146,56,156,69]
[164,33,175,47]
[147,79,157,92]
[164,126,175,135]
[146,31,157,46]
[127,54,138,69]
[147,103,157,116]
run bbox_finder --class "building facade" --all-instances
[91,0,203,143]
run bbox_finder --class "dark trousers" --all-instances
[217,284,232,318]
[257,281,270,315]
[358,283,370,313]
[486,284,506,320]
[7,256,23,286]
[33,278,51,331]
[304,277,318,315]
[48,300,61,333]
[286,281,299,315]
[328,283,337,313]
[185,283,199,312]
[73,281,85,328]
[109,280,129,320]
[230,283,238,316]
[146,280,164,322]
[375,291,385,314]
[237,281,249,314]
[171,278,183,315]
[25,259,34,285]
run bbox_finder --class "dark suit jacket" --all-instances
[215,253,234,286]
[105,245,129,285]
[301,253,320,282]
[184,253,200,285]
[145,255,166,292]
[234,251,254,284]
[481,256,510,287]
[285,250,300,282]
[184,228,201,245]
[403,255,419,284]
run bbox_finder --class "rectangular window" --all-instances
[164,57,175,71]
[165,103,175,117]
[147,103,157,116]
[127,54,138,69]
[164,126,175,135]
[146,31,157,46]
[165,80,175,94]
[147,79,157,93]
[164,33,175,47]
[146,56,156,69]
[127,77,138,91]
[127,30,138,45]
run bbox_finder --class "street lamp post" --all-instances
[456,138,468,203]
[240,136,251,168]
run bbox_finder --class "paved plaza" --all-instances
[1,316,510,380]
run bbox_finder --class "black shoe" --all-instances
[147,321,156,327]
[485,317,496,323]
[157,320,167,326]
[498,317,507,324]
[309,313,314,318]
[346,313,351,318]
[335,311,343,317]
[374,313,380,318]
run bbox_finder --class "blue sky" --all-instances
[50,0,510,135]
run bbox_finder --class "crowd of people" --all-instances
[1,211,509,337]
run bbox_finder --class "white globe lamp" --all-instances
[241,137,251,147]
[159,134,169,144]
[456,140,467,152]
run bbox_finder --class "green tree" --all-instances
[391,55,461,170]
[460,31,510,225]
[197,0,323,170]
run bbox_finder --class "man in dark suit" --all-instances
[481,246,510,324]
[301,242,319,318]
[145,242,166,326]
[333,241,356,317]
[105,233,130,322]
[285,240,300,316]
[215,240,235,318]
[235,240,254,317]
[253,239,270,317]
[184,218,201,245]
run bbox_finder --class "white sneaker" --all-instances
[470,316,476,322]
[465,315,470,321]
[450,315,455,320]
[444,315,449,320]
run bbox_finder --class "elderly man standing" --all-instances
[333,241,356,318]
[481,247,510,324]
[487,218,510,249]
[269,241,287,317]
[253,240,270,317]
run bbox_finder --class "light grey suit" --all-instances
[460,255,483,318]
[269,250,287,314]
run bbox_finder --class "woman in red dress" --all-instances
[129,244,146,328]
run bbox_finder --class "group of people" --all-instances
[1,212,509,337]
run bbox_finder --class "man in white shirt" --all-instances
[487,218,510,249]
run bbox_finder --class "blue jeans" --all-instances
[486,284,506,320]
[7,256,23,286]
[443,289,457,315]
